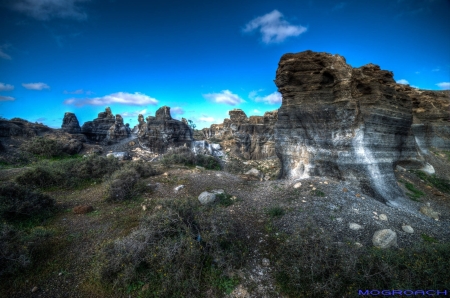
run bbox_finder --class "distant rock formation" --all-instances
[137,106,193,153]
[105,114,131,143]
[273,50,445,208]
[202,109,278,160]
[81,107,116,142]
[61,112,81,134]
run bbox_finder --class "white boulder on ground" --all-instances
[349,223,363,230]
[293,182,302,189]
[106,152,131,160]
[402,225,414,233]
[372,229,397,248]
[245,168,262,178]
[174,185,185,193]
[198,189,224,205]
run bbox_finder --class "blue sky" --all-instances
[0,0,449,129]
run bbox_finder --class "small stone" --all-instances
[195,166,205,170]
[31,287,38,293]
[349,223,363,230]
[302,200,307,203]
[262,258,270,267]
[379,214,388,221]
[293,182,302,188]
[142,283,149,292]
[355,193,361,197]
[402,225,414,233]
[355,242,363,248]
[343,187,348,192]
[336,217,343,222]
[73,205,94,214]
[324,181,328,184]
[142,205,147,211]
[372,229,397,249]
[309,184,314,187]
[312,187,316,190]
[174,185,185,193]
[373,211,378,215]
[154,205,162,210]
[163,172,169,176]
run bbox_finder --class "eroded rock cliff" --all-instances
[81,107,116,142]
[61,112,81,134]
[273,50,445,208]
[137,106,193,153]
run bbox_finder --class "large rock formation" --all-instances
[273,50,445,208]
[202,109,278,160]
[61,112,81,134]
[137,106,193,153]
[105,114,131,143]
[81,107,116,142]
[0,118,52,137]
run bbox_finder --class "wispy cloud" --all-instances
[432,68,440,72]
[436,82,450,90]
[0,96,15,101]
[415,71,420,74]
[199,116,215,123]
[8,0,90,21]
[242,10,307,44]
[171,107,185,115]
[0,83,14,91]
[203,90,245,106]
[22,82,50,90]
[396,79,409,85]
[63,89,93,95]
[332,2,346,11]
[252,109,262,114]
[121,109,148,117]
[35,117,47,122]
[64,92,159,106]
[250,90,282,104]
[0,44,12,60]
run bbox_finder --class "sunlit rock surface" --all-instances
[273,50,439,208]
[137,106,193,153]
[81,107,116,142]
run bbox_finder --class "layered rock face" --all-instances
[105,114,131,143]
[274,50,431,207]
[81,107,116,142]
[61,112,81,134]
[410,89,450,153]
[137,106,193,153]
[202,109,278,160]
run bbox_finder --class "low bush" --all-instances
[274,223,450,297]
[0,182,54,220]
[413,170,450,194]
[20,136,66,158]
[195,154,221,170]
[122,160,159,178]
[104,168,141,201]
[266,206,284,218]
[0,223,54,277]
[224,156,245,174]
[161,147,222,170]
[93,197,249,297]
[404,182,424,201]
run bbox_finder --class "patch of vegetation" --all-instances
[310,189,326,197]
[122,159,159,178]
[266,206,284,218]
[92,197,249,297]
[20,136,67,159]
[224,156,245,174]
[0,182,54,221]
[104,168,144,201]
[161,147,222,170]
[15,155,121,190]
[421,233,438,244]
[413,170,450,194]
[273,222,450,297]
[216,193,236,207]
[404,182,424,201]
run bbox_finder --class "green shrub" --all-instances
[195,154,222,170]
[310,189,326,197]
[105,168,141,201]
[93,197,249,296]
[404,182,424,201]
[0,182,54,220]
[266,206,284,218]
[123,160,158,178]
[274,223,450,297]
[161,147,222,170]
[20,136,66,158]
[224,156,244,174]
[413,170,450,194]
[0,223,53,277]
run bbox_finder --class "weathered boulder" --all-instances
[61,112,81,134]
[62,139,83,155]
[274,50,428,208]
[106,151,131,160]
[81,107,116,142]
[137,106,193,153]
[105,114,130,143]
[372,229,397,248]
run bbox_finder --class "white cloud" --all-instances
[171,107,185,115]
[432,68,440,72]
[411,85,419,89]
[63,89,84,94]
[252,91,282,104]
[8,0,90,21]
[396,79,409,85]
[415,71,420,74]
[436,82,450,90]
[0,83,14,91]
[22,82,50,90]
[243,10,307,44]
[0,44,12,60]
[199,116,215,123]
[203,90,245,106]
[64,91,159,106]
[0,95,15,101]
[252,109,262,114]
[121,109,147,118]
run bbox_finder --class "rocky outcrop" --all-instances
[0,118,52,137]
[61,112,81,134]
[81,107,116,142]
[202,109,278,160]
[273,50,434,208]
[410,89,450,153]
[105,114,130,143]
[137,106,193,153]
